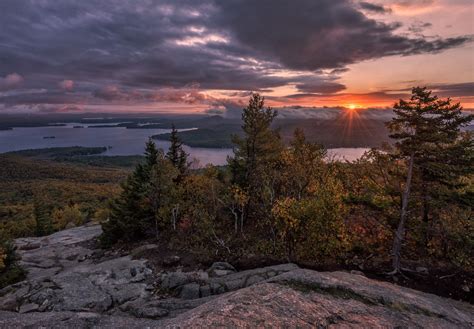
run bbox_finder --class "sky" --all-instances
[0,0,473,115]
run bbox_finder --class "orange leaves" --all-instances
[272,197,300,233]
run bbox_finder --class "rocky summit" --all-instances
[0,225,472,328]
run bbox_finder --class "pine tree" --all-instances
[100,139,160,245]
[387,87,473,273]
[166,124,188,180]
[34,201,52,237]
[149,151,179,238]
[229,93,283,225]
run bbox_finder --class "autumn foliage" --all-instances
[99,91,473,273]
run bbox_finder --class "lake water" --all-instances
[0,124,369,165]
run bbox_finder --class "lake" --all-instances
[0,124,369,165]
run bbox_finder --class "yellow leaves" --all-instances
[272,198,300,232]
[230,185,249,208]
[93,208,110,223]
[51,204,84,230]
[271,171,349,261]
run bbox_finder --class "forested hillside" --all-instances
[152,116,391,148]
[0,155,126,239]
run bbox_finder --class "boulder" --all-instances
[130,306,169,319]
[52,273,113,312]
[160,272,190,290]
[211,263,299,292]
[245,274,265,286]
[200,285,211,298]
[0,282,30,311]
[105,283,149,305]
[19,303,39,314]
[210,282,225,294]
[119,299,169,319]
[212,269,234,277]
[180,283,200,299]
[160,271,208,290]
[207,262,236,277]
[0,294,19,311]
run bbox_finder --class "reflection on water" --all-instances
[0,124,368,165]
[326,148,369,162]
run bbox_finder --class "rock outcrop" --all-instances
[159,263,298,299]
[1,225,154,314]
[1,225,473,328]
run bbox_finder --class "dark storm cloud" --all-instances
[212,0,471,71]
[0,0,472,110]
[387,82,474,98]
[295,78,347,94]
[0,90,88,105]
[430,82,474,97]
[359,2,392,14]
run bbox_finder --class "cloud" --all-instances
[37,104,84,113]
[429,82,474,97]
[295,78,346,94]
[213,0,472,71]
[146,86,210,104]
[390,0,435,8]
[0,73,24,91]
[93,85,130,101]
[408,21,433,34]
[359,2,392,14]
[0,0,472,111]
[386,82,474,98]
[205,98,247,118]
[59,80,74,91]
[93,84,211,104]
[210,103,397,121]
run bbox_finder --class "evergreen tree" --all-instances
[166,124,189,180]
[149,150,179,238]
[34,201,52,237]
[101,139,160,245]
[387,87,473,273]
[229,93,283,225]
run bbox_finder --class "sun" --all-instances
[348,104,358,110]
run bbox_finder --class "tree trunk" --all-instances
[391,152,415,273]
[230,207,238,233]
[155,217,159,241]
[171,204,179,231]
[422,184,431,248]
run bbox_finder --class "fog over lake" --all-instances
[0,124,369,165]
